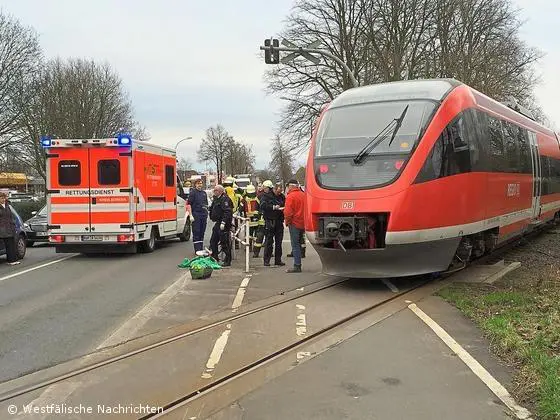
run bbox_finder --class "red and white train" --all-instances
[304,79,560,278]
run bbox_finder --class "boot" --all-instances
[287,265,302,273]
[275,261,285,266]
[287,252,293,257]
[301,248,306,258]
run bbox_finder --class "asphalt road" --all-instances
[0,230,213,384]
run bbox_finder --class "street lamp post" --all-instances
[174,136,193,151]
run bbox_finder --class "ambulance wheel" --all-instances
[179,220,191,242]
[139,230,156,253]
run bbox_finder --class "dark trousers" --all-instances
[210,224,231,264]
[1,236,17,263]
[192,213,207,252]
[264,219,283,264]
[288,225,304,267]
[253,224,265,257]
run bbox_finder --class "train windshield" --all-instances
[314,100,436,190]
[315,101,435,157]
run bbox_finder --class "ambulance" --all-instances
[41,134,192,253]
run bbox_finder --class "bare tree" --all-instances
[224,141,256,176]
[266,0,543,149]
[269,135,295,183]
[0,12,41,145]
[12,58,143,179]
[178,157,194,172]
[295,166,306,185]
[197,124,232,183]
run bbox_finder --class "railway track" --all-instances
[0,223,554,419]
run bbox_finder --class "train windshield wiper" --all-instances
[353,105,410,165]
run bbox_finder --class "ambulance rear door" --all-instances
[88,147,133,234]
[47,147,90,234]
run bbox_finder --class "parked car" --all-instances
[8,193,39,203]
[0,204,28,260]
[24,205,48,247]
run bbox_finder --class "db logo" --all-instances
[341,201,355,210]
[507,183,520,197]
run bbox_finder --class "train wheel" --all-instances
[454,237,473,264]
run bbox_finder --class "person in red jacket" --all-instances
[283,179,306,273]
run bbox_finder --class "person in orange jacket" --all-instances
[283,179,306,273]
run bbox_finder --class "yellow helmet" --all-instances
[224,176,235,185]
[246,184,256,194]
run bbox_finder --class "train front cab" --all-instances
[305,79,560,278]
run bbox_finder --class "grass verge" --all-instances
[438,233,560,419]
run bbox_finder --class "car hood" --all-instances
[26,215,47,224]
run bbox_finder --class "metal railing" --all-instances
[231,214,251,273]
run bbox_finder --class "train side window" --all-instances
[503,122,521,173]
[448,113,472,173]
[165,165,175,187]
[488,117,506,172]
[58,160,81,186]
[415,111,474,183]
[98,159,121,185]
[540,156,551,195]
[518,128,532,174]
[552,158,560,194]
[469,110,490,171]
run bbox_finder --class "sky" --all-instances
[1,0,558,171]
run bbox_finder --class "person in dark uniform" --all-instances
[209,185,233,266]
[0,192,20,265]
[259,180,285,267]
[187,179,208,253]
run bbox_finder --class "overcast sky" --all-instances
[1,0,558,171]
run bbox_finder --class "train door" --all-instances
[528,131,541,219]
[47,148,91,234]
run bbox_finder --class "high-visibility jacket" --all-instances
[225,186,239,212]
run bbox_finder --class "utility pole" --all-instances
[260,38,359,88]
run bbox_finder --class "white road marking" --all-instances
[297,287,304,291]
[382,279,399,293]
[201,275,252,379]
[231,276,251,313]
[408,303,533,420]
[15,271,191,419]
[296,351,311,360]
[98,272,192,349]
[201,324,232,379]
[0,255,75,283]
[296,304,307,336]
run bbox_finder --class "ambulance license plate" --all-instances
[81,235,103,241]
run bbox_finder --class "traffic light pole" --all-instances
[259,44,359,89]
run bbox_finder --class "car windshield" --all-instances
[38,206,47,217]
[236,180,250,188]
[315,100,436,158]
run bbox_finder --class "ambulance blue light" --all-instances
[40,136,52,148]
[117,134,132,146]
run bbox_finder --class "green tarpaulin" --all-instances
[178,256,222,270]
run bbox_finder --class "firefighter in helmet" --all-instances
[244,184,260,252]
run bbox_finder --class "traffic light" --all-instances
[264,38,280,64]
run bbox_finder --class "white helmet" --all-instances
[246,184,256,194]
[262,180,274,188]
